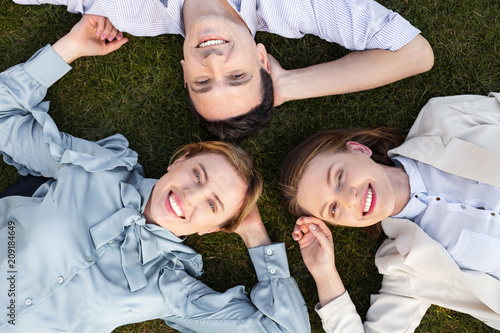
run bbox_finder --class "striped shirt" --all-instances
[15,0,420,51]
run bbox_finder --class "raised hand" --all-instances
[52,15,129,63]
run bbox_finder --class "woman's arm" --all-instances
[294,217,431,333]
[159,207,310,332]
[0,15,131,178]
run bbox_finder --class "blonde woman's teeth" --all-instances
[169,193,184,218]
[198,40,226,48]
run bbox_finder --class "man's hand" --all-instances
[233,206,271,249]
[267,54,288,106]
[52,15,129,64]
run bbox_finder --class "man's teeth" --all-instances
[364,187,373,213]
[198,39,226,48]
[169,193,184,218]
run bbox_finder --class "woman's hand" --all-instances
[292,216,335,276]
[233,206,271,248]
[293,216,346,306]
[52,15,129,63]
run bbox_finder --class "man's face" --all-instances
[181,14,270,121]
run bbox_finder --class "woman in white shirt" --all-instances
[280,93,500,332]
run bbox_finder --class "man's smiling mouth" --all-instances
[198,39,227,48]
[169,191,185,218]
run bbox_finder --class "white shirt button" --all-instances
[269,268,276,275]
[461,205,466,209]
[25,298,32,306]
[266,249,273,256]
[57,276,64,284]
[108,240,114,244]
[86,256,93,262]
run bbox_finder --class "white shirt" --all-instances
[393,156,500,280]
[15,0,421,51]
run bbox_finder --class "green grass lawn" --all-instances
[1,1,499,332]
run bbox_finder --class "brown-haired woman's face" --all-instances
[144,153,247,236]
[296,142,397,228]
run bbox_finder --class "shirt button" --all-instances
[266,249,273,256]
[25,298,32,306]
[269,268,276,275]
[86,256,93,262]
[414,194,418,198]
[491,212,496,216]
[461,205,466,209]
[436,197,441,201]
[57,276,64,284]
[108,240,114,244]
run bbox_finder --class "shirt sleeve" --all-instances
[297,0,421,51]
[315,282,430,332]
[160,243,311,333]
[0,45,138,178]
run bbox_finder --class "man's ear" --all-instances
[256,43,271,73]
[180,59,187,88]
[197,227,222,236]
[167,152,189,172]
[345,141,373,157]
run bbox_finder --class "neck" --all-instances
[384,164,411,216]
[182,0,247,31]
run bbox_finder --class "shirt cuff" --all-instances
[315,290,353,315]
[248,243,290,281]
[23,44,72,88]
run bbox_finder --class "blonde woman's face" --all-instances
[296,142,396,228]
[145,153,247,236]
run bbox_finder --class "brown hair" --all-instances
[172,141,262,232]
[280,128,404,239]
[187,68,274,139]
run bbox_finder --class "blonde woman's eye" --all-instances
[194,170,201,184]
[208,200,216,212]
[230,73,245,79]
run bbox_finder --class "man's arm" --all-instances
[271,34,433,106]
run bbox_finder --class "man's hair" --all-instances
[171,141,263,232]
[186,68,274,140]
[280,128,404,240]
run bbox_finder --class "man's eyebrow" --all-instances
[190,75,253,94]
[199,163,225,212]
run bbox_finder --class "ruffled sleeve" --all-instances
[0,45,138,178]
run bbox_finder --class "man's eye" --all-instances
[196,78,210,85]
[194,170,201,184]
[230,73,245,79]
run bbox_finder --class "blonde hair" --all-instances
[280,128,403,239]
[172,141,262,232]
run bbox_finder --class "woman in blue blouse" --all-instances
[0,16,309,332]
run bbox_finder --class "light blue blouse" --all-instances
[0,45,310,332]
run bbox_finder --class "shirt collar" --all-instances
[391,156,428,219]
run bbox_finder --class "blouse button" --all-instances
[108,240,114,244]
[266,249,273,256]
[25,298,32,306]
[436,197,441,201]
[461,205,466,209]
[86,256,93,262]
[491,212,496,216]
[414,194,418,198]
[57,276,64,284]
[269,268,276,275]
